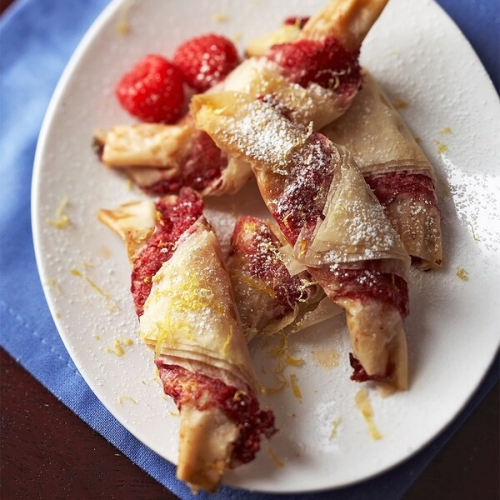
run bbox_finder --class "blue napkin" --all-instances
[0,1,498,499]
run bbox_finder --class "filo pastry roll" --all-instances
[321,71,442,269]
[192,91,411,392]
[98,189,275,493]
[227,216,341,342]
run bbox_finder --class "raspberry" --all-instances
[173,34,240,93]
[115,54,185,123]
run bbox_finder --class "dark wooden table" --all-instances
[0,1,498,499]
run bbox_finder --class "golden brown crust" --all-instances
[98,121,254,197]
[300,0,389,51]
[97,199,157,260]
[100,122,194,168]
[339,297,408,391]
[139,219,258,392]
[245,23,302,57]
[177,404,239,493]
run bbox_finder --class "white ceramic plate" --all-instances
[32,0,500,493]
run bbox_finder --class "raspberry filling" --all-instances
[313,264,407,385]
[156,361,276,465]
[366,172,438,207]
[269,132,409,316]
[131,189,203,316]
[265,36,361,94]
[317,265,409,318]
[349,353,395,383]
[272,134,334,244]
[142,131,228,196]
[230,217,316,323]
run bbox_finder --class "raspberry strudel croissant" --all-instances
[228,216,341,342]
[192,92,411,391]
[321,71,442,269]
[95,0,388,196]
[98,189,276,492]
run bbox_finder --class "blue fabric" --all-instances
[0,1,498,499]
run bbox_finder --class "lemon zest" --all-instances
[45,196,71,228]
[355,388,382,440]
[117,395,137,406]
[149,269,219,355]
[329,417,341,440]
[261,373,287,395]
[106,338,133,357]
[267,447,284,468]
[45,278,61,295]
[212,13,228,22]
[392,97,408,110]
[70,267,113,302]
[222,324,234,354]
[289,373,302,401]
[232,272,276,297]
[468,223,480,242]
[116,0,133,35]
[434,140,449,154]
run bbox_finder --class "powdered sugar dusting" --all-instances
[441,155,500,254]
[340,201,397,257]
[217,100,305,170]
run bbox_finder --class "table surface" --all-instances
[0,0,498,499]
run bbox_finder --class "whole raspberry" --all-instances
[115,54,185,123]
[173,34,240,93]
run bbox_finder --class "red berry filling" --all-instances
[349,353,395,383]
[142,131,228,196]
[131,188,204,317]
[156,361,276,466]
[266,36,361,93]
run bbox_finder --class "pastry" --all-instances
[192,91,410,391]
[98,189,276,492]
[321,71,442,269]
[227,215,341,341]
